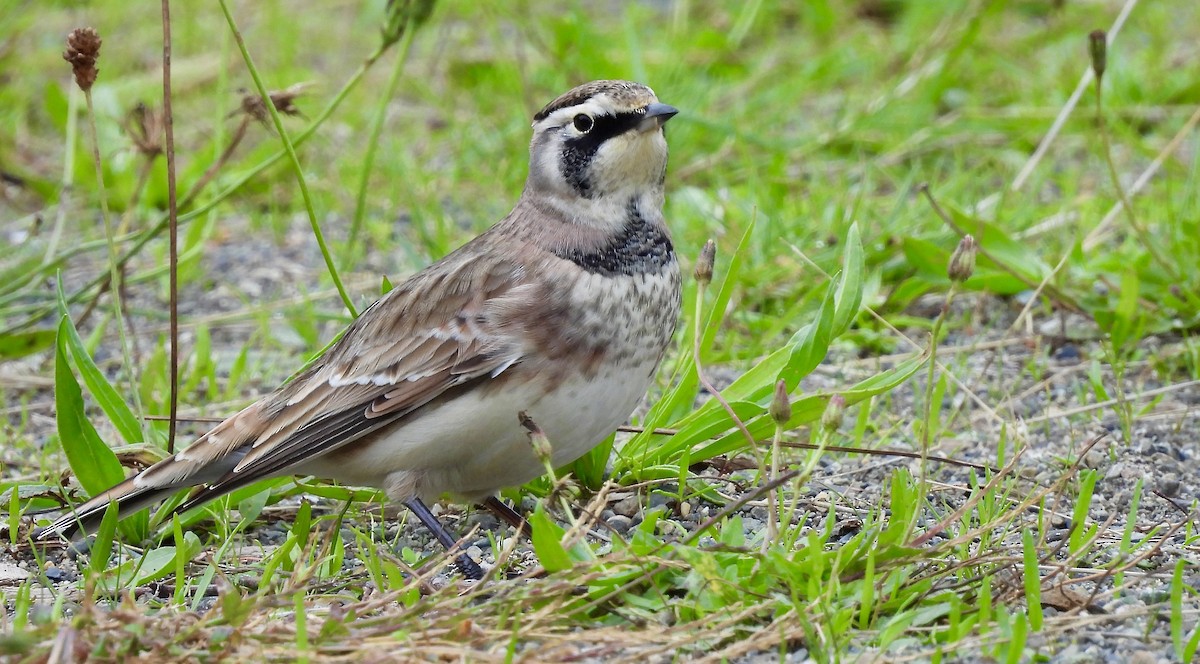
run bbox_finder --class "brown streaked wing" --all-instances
[156,251,530,511]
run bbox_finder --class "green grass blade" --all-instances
[1021,528,1043,632]
[55,280,144,445]
[54,317,127,495]
[700,219,755,354]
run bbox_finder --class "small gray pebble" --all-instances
[606,515,633,534]
[1157,474,1180,498]
[612,496,640,518]
[648,493,672,509]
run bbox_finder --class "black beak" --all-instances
[638,103,679,132]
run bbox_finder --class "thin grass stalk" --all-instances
[217,0,358,317]
[765,423,782,551]
[346,25,418,260]
[1089,31,1177,281]
[920,284,957,481]
[45,87,80,264]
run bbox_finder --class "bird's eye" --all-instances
[573,114,594,133]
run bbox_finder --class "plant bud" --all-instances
[518,411,553,462]
[1089,30,1107,81]
[948,234,977,283]
[383,0,436,49]
[769,380,791,425]
[694,239,716,285]
[821,394,846,433]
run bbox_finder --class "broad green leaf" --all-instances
[778,279,837,389]
[55,317,148,541]
[529,504,572,573]
[901,236,1027,294]
[112,545,180,587]
[0,329,56,360]
[55,279,143,445]
[0,484,63,512]
[901,237,951,281]
[55,317,126,495]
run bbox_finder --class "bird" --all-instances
[39,80,683,579]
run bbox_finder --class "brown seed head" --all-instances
[1089,30,1107,81]
[948,234,977,283]
[694,239,716,285]
[63,27,102,92]
[235,83,312,126]
[124,103,164,158]
[769,380,791,426]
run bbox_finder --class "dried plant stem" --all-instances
[218,0,358,318]
[82,89,150,444]
[346,25,418,260]
[162,0,181,452]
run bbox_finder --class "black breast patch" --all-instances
[556,201,675,276]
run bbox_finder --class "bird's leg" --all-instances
[402,497,483,580]
[479,496,532,538]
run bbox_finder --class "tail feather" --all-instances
[34,478,177,541]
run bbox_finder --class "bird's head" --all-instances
[526,80,677,209]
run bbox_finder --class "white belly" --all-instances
[303,358,658,502]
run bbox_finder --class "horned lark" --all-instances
[40,80,682,579]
